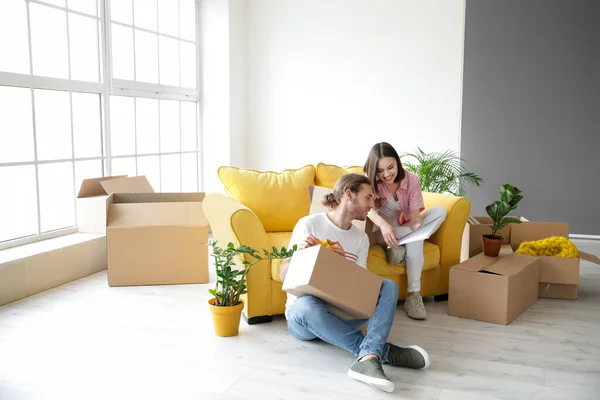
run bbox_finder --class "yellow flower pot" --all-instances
[208,298,244,337]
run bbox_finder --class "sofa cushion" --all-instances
[315,163,364,188]
[218,165,316,232]
[366,242,440,276]
[267,232,293,281]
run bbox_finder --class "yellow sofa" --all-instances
[202,163,470,324]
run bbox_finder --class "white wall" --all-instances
[200,0,246,194]
[244,0,466,171]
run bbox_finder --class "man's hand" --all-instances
[327,240,345,258]
[381,222,399,248]
[298,234,319,250]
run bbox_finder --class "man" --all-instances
[279,174,430,393]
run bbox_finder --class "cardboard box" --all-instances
[106,192,208,286]
[282,245,383,320]
[510,222,600,300]
[449,246,539,325]
[76,176,154,233]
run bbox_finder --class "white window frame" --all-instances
[0,0,202,251]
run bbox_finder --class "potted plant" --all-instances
[203,241,295,337]
[482,184,523,257]
[402,147,483,196]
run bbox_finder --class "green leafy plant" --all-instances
[203,241,296,307]
[485,184,524,238]
[402,147,483,196]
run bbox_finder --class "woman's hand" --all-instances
[327,240,345,258]
[410,217,423,230]
[381,222,399,248]
[298,234,319,250]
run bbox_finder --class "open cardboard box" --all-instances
[510,222,600,300]
[282,245,383,320]
[76,175,154,233]
[449,245,539,325]
[106,192,209,287]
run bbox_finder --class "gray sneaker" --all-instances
[347,358,394,393]
[403,292,427,320]
[386,343,431,369]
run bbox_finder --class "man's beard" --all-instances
[348,198,366,221]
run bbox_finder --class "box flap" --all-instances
[112,192,205,204]
[77,175,127,198]
[580,251,600,265]
[99,176,155,195]
[452,253,499,273]
[510,222,569,248]
[108,202,206,228]
[485,253,538,277]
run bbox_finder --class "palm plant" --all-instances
[402,147,483,196]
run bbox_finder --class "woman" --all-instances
[364,142,447,320]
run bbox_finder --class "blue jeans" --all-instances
[286,278,399,362]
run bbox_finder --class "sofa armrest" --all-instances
[422,192,470,269]
[202,193,273,318]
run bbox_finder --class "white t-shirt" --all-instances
[285,213,370,316]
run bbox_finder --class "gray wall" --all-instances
[461,0,600,235]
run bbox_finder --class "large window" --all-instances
[0,0,201,250]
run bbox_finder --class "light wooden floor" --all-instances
[1,239,599,400]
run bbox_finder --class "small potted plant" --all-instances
[482,184,523,257]
[204,241,295,337]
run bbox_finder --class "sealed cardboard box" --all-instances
[449,246,539,325]
[282,245,383,320]
[510,222,600,300]
[106,192,208,287]
[76,176,154,233]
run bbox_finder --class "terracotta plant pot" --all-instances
[208,299,244,337]
[481,234,503,257]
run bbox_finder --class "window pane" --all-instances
[158,0,178,37]
[0,86,34,163]
[133,0,157,31]
[180,101,197,151]
[72,92,102,158]
[159,100,179,153]
[111,24,134,80]
[39,0,66,7]
[134,30,158,83]
[69,13,100,82]
[0,166,38,242]
[0,1,30,74]
[109,96,135,156]
[137,155,160,191]
[159,36,179,86]
[161,154,180,192]
[30,4,69,79]
[179,0,195,41]
[75,159,102,195]
[34,89,72,161]
[136,98,159,154]
[180,42,196,88]
[110,0,133,25]
[111,157,136,176]
[181,153,198,192]
[39,162,75,232]
[68,0,98,17]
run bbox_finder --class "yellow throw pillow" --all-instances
[315,163,365,188]
[218,165,316,232]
